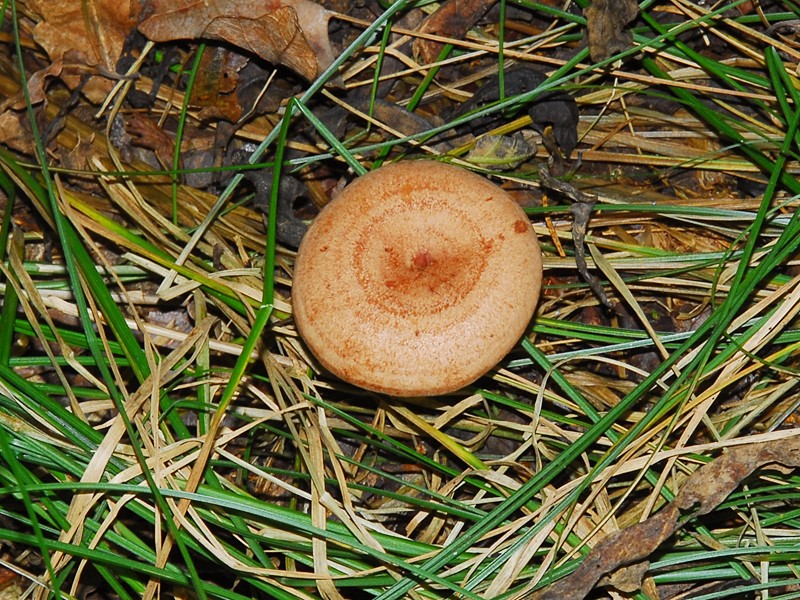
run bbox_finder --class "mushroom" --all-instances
[291,160,542,397]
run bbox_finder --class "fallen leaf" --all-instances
[23,0,140,102]
[584,0,639,62]
[413,0,498,65]
[126,114,176,169]
[598,560,651,593]
[0,110,33,154]
[528,435,800,599]
[138,0,336,82]
[191,47,249,123]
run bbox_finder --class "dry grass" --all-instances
[1,1,800,599]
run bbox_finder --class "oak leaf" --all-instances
[22,0,139,102]
[138,0,336,82]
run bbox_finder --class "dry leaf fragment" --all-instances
[191,47,249,123]
[529,435,800,600]
[125,114,176,169]
[584,0,639,62]
[0,109,33,154]
[598,561,651,594]
[138,0,336,82]
[413,0,498,65]
[23,0,140,102]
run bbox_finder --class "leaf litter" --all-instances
[530,434,800,599]
[1,0,800,599]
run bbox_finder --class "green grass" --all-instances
[1,0,800,598]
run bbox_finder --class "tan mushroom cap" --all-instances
[292,161,542,397]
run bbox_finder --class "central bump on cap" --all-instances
[412,249,432,270]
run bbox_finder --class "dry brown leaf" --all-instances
[530,435,800,599]
[126,114,176,169]
[598,561,651,594]
[0,110,33,154]
[584,0,639,62]
[23,0,139,102]
[413,0,498,65]
[138,0,336,82]
[192,47,249,122]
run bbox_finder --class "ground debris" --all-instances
[528,435,800,599]
[537,165,611,308]
[584,0,639,62]
[22,0,138,102]
[138,0,337,81]
[455,66,579,158]
[413,0,498,65]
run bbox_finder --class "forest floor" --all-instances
[1,1,800,599]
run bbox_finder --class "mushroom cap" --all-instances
[292,161,542,397]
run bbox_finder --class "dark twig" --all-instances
[538,164,612,308]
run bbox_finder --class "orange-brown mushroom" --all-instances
[291,161,542,397]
